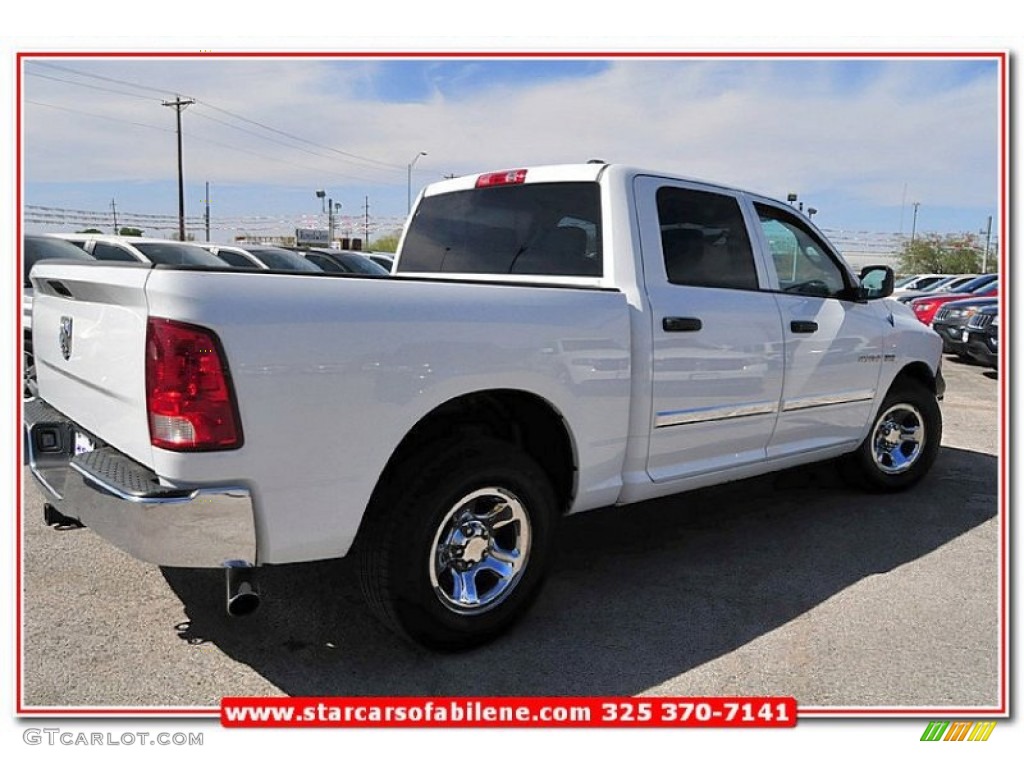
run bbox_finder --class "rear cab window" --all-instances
[398,182,602,277]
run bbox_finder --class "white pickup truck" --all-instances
[25,164,943,650]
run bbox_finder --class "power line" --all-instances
[24,70,164,102]
[28,61,173,97]
[24,203,408,237]
[188,107,395,184]
[194,100,404,171]
[25,99,173,133]
[25,99,396,187]
[25,60,405,173]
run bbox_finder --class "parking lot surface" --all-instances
[21,356,1001,710]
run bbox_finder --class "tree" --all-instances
[118,227,143,236]
[77,228,103,234]
[898,233,987,275]
[370,231,403,253]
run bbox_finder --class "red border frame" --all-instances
[14,49,1009,719]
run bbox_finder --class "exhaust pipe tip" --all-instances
[225,563,261,617]
[227,585,261,617]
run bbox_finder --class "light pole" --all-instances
[408,151,427,214]
[910,202,921,245]
[315,190,340,246]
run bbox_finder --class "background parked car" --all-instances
[200,243,323,272]
[23,234,97,397]
[897,273,996,305]
[965,306,998,368]
[365,252,395,271]
[909,281,998,325]
[299,248,390,275]
[895,273,977,302]
[48,233,229,267]
[892,273,947,297]
[931,296,999,358]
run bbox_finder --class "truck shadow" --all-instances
[161,445,997,697]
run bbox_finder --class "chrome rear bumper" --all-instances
[24,398,257,568]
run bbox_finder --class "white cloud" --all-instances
[22,57,999,220]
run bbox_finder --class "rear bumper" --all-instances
[24,398,257,568]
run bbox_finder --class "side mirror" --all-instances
[859,265,894,300]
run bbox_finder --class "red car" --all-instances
[910,285,998,325]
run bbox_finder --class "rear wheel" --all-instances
[358,438,557,651]
[841,379,942,492]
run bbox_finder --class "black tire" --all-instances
[358,437,558,651]
[24,347,37,400]
[840,378,942,492]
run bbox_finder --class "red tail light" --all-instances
[146,318,242,451]
[475,169,528,188]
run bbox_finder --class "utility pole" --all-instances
[363,195,369,249]
[110,198,119,235]
[910,202,921,245]
[162,95,195,241]
[203,181,211,242]
[982,215,993,273]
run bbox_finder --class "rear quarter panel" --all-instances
[143,270,632,564]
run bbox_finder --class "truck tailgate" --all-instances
[31,263,154,468]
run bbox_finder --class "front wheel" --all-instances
[841,379,942,492]
[358,438,558,651]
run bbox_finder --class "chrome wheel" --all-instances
[871,403,925,475]
[429,487,532,616]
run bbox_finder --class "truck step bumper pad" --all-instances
[24,398,257,568]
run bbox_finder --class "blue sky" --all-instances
[21,56,1001,243]
[352,60,612,102]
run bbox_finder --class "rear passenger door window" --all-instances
[656,187,759,291]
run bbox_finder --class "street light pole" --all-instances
[910,202,921,245]
[408,151,427,214]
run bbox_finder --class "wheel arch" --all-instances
[362,388,578,527]
[890,360,941,396]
